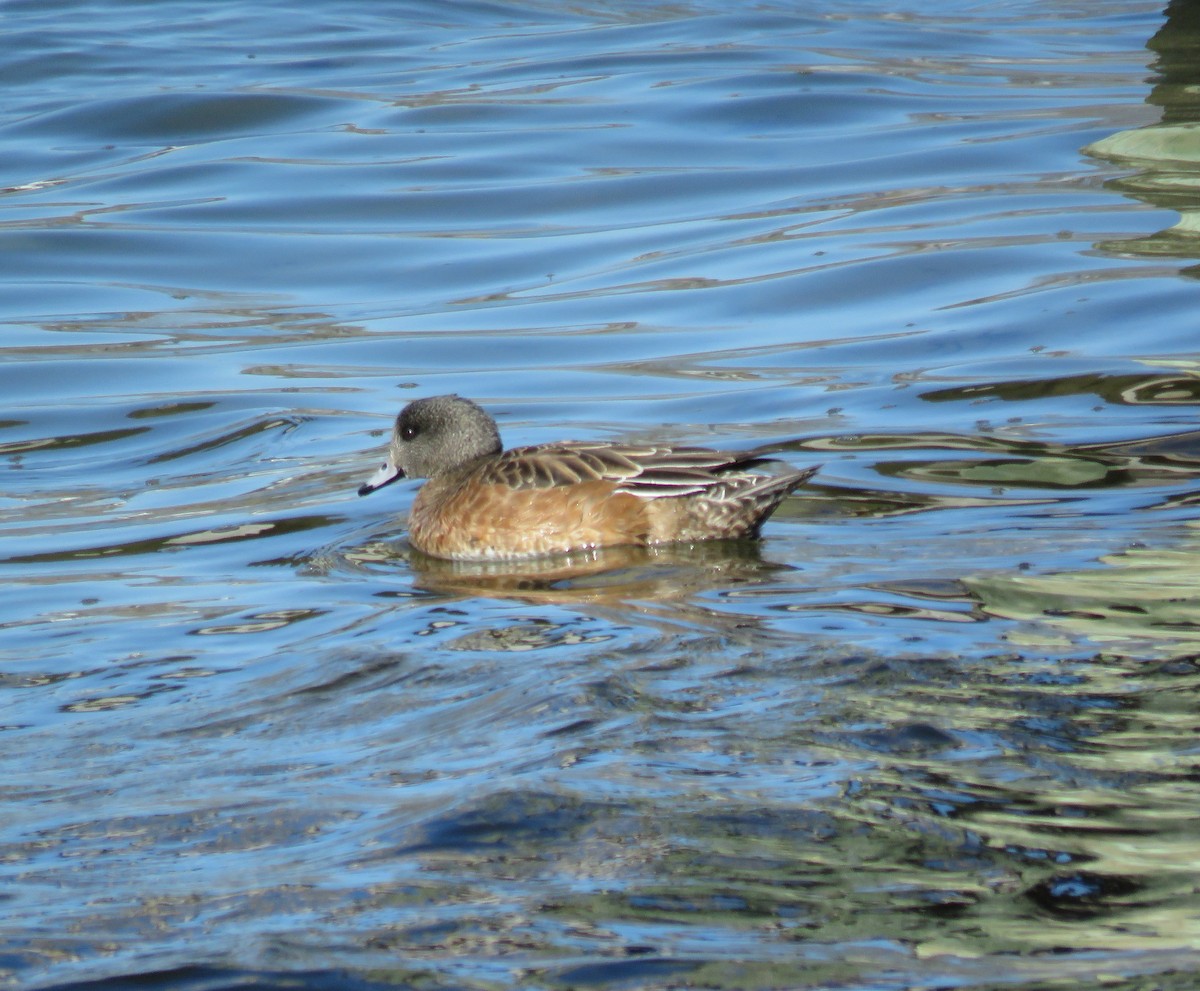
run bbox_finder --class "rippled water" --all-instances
[4,1,1200,988]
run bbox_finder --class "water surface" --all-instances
[4,1,1200,989]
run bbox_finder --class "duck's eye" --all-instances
[400,423,419,442]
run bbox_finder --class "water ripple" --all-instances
[3,1,1197,989]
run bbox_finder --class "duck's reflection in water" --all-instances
[397,539,800,639]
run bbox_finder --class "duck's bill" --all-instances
[357,460,404,496]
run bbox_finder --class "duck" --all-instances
[357,394,819,561]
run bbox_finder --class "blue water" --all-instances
[5,1,1200,989]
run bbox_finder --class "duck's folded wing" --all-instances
[483,442,779,499]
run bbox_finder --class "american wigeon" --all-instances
[357,395,819,561]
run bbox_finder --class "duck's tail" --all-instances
[736,463,821,534]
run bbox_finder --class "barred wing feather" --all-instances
[484,442,791,500]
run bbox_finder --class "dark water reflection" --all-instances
[6,0,1200,989]
[15,634,1200,990]
[1088,0,1200,260]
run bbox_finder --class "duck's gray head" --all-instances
[357,394,502,496]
